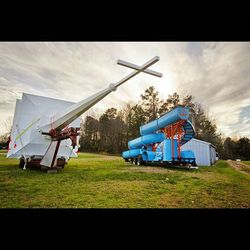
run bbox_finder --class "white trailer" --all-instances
[8,94,81,165]
[181,138,219,166]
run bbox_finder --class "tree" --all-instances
[190,102,223,155]
[99,108,127,154]
[79,116,100,152]
[0,116,13,149]
[114,110,127,152]
[192,102,207,138]
[159,92,181,116]
[223,137,235,159]
[0,133,9,149]
[222,137,250,160]
[236,137,250,160]
[2,116,13,135]
[119,104,135,149]
[140,86,162,122]
[182,95,195,113]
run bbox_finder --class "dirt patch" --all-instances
[227,160,250,174]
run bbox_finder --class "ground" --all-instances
[0,150,249,208]
[227,160,250,174]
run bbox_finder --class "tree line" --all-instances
[0,86,249,160]
[79,86,250,160]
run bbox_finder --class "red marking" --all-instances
[46,127,80,148]
[152,144,157,151]
[14,143,17,148]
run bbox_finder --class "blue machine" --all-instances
[122,106,196,167]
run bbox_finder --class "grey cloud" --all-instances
[0,42,249,138]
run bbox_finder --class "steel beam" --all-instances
[117,59,162,77]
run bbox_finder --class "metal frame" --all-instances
[161,120,186,160]
[115,56,162,88]
[117,59,162,78]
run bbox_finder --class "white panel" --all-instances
[7,95,40,158]
[7,93,81,160]
[25,93,81,130]
[181,138,211,166]
[40,141,58,167]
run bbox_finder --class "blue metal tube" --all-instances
[128,133,165,149]
[140,106,190,135]
[122,149,142,159]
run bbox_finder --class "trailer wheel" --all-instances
[132,158,137,165]
[19,157,25,169]
[137,157,143,166]
[57,157,66,169]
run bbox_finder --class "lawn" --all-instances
[242,161,250,166]
[0,150,249,208]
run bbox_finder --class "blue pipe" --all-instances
[122,149,142,159]
[128,133,165,149]
[140,106,190,135]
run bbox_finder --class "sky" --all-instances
[0,42,249,138]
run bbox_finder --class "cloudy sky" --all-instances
[0,42,249,138]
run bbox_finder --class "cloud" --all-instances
[0,42,249,138]
[171,42,250,137]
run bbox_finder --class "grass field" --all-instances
[0,150,249,208]
[242,161,250,166]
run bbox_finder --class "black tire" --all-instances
[137,157,143,166]
[56,157,66,169]
[19,157,25,169]
[132,158,137,165]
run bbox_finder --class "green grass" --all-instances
[242,161,250,166]
[0,150,249,208]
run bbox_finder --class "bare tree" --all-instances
[2,116,13,135]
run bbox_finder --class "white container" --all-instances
[181,138,218,166]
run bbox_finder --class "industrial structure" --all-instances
[122,105,197,167]
[181,138,219,166]
[7,56,162,171]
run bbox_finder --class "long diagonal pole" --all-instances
[40,56,162,132]
[40,56,162,167]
